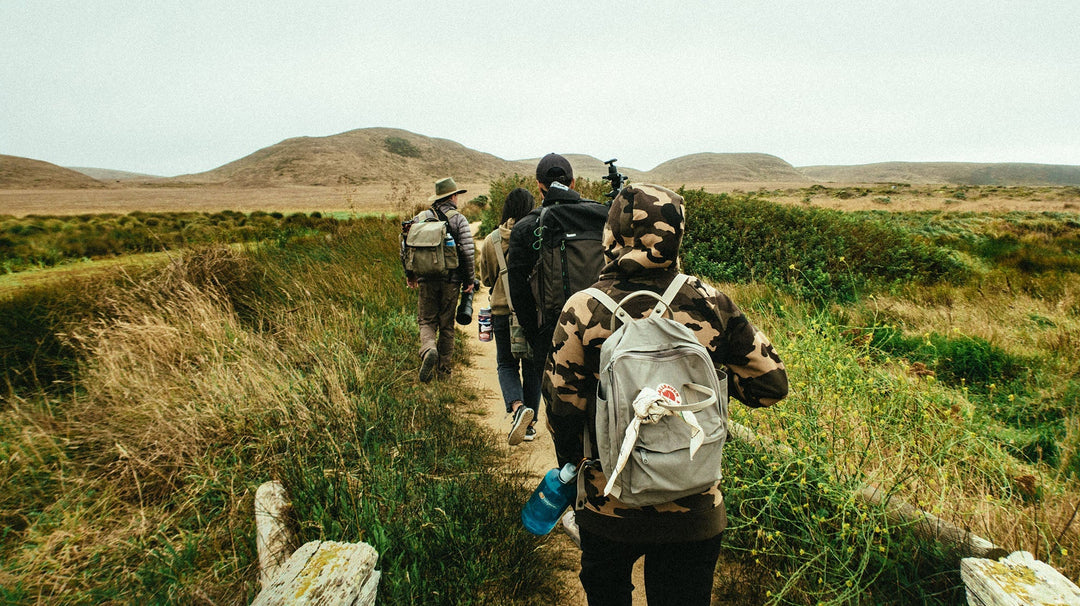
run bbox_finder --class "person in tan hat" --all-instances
[404,177,475,382]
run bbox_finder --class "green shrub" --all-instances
[384,136,422,158]
[0,212,350,274]
[680,190,970,301]
[481,174,540,235]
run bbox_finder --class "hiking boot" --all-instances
[419,350,438,383]
[508,406,534,446]
[523,425,536,442]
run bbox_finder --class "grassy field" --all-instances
[2,183,1079,604]
[0,219,568,604]
[675,189,1080,603]
[4,180,1077,219]
[0,182,491,218]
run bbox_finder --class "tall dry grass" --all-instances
[709,276,1080,604]
[1,220,567,605]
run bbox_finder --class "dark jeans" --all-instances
[579,528,724,606]
[492,313,542,414]
[527,326,554,399]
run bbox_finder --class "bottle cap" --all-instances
[558,462,577,483]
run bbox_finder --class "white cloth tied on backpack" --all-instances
[602,387,705,498]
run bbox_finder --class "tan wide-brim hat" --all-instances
[429,177,468,202]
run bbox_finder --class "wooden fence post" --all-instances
[252,480,380,605]
[254,480,295,590]
[962,550,1080,605]
[251,540,380,606]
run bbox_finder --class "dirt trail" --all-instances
[463,226,646,604]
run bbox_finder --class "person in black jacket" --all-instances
[506,153,607,442]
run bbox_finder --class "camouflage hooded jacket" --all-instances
[543,184,789,543]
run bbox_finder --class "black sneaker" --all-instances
[523,425,537,442]
[508,406,534,446]
[419,350,438,383]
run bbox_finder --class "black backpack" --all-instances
[529,200,609,330]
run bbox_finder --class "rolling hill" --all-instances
[67,167,163,181]
[509,154,649,182]
[800,162,1080,186]
[648,152,810,183]
[0,155,106,189]
[6,128,1080,190]
[173,127,517,187]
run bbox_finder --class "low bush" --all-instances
[680,190,970,301]
[0,211,346,274]
[480,174,613,236]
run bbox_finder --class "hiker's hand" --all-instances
[407,278,418,289]
[463,281,475,294]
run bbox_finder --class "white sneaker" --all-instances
[508,406,534,446]
[523,425,537,441]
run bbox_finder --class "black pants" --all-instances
[579,527,724,606]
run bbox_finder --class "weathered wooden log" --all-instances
[255,480,296,590]
[728,419,794,458]
[729,420,1006,560]
[251,540,380,606]
[962,550,1080,605]
[856,484,1007,560]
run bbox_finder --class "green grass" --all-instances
[712,293,1079,603]
[0,218,568,604]
[0,210,350,274]
[4,195,1080,604]
[680,190,970,302]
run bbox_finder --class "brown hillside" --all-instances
[175,128,519,187]
[509,154,649,182]
[646,153,810,183]
[68,167,162,181]
[0,155,106,189]
[800,162,1080,186]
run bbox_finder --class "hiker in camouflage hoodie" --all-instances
[543,184,788,605]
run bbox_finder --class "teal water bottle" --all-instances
[521,463,577,535]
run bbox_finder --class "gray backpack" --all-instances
[583,274,728,507]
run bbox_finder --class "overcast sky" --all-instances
[2,1,1077,177]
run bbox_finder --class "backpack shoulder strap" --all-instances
[492,230,505,270]
[652,274,691,315]
[430,205,459,223]
[582,287,627,331]
[582,287,619,313]
[586,276,689,331]
[492,230,516,313]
